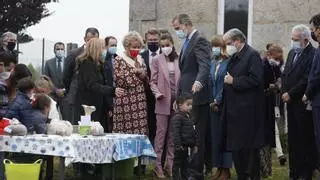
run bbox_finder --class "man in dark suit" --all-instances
[44,42,68,119]
[172,14,211,180]
[222,28,264,180]
[63,27,99,124]
[140,28,161,145]
[282,24,317,180]
[304,13,320,169]
[104,36,118,132]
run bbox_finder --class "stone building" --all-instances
[129,0,319,53]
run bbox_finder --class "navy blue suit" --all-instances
[282,43,317,179]
[306,46,320,164]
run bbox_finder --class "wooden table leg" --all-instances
[0,152,4,180]
[59,157,65,180]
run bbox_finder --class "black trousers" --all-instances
[287,102,316,180]
[204,112,213,172]
[188,104,209,180]
[232,148,260,180]
[146,90,156,145]
[173,148,188,180]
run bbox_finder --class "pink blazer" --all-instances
[150,54,180,115]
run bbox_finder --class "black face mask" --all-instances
[311,32,318,42]
[7,42,16,51]
[147,42,159,53]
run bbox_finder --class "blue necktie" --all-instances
[293,52,301,65]
[182,38,189,53]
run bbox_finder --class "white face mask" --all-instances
[291,40,302,51]
[268,58,280,66]
[161,46,173,56]
[226,45,237,56]
[55,50,65,59]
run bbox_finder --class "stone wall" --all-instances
[129,0,320,52]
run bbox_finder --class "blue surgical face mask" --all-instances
[108,47,117,55]
[291,40,302,52]
[212,47,221,57]
[176,30,185,39]
[101,49,107,60]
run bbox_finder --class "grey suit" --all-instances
[178,30,211,180]
[44,57,66,89]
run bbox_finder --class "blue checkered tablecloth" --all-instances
[0,133,156,165]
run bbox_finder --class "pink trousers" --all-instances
[154,114,174,170]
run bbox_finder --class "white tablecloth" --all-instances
[0,134,156,165]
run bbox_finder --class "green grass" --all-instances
[49,153,289,180]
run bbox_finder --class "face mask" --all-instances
[187,105,192,112]
[311,32,318,42]
[162,47,173,56]
[147,42,159,53]
[101,49,107,60]
[7,42,16,51]
[108,47,117,55]
[55,50,65,59]
[291,40,302,52]
[226,45,237,56]
[129,49,140,59]
[268,58,280,66]
[176,30,185,39]
[212,47,221,57]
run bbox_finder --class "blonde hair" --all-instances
[122,31,144,49]
[77,38,104,62]
[35,75,54,89]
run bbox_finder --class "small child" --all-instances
[34,75,60,120]
[5,77,49,134]
[171,93,196,180]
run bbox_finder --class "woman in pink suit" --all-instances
[150,34,180,178]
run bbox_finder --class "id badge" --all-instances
[274,106,280,118]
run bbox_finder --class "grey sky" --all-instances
[19,0,129,66]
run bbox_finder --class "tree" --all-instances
[0,0,58,42]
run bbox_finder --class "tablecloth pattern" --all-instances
[0,134,156,165]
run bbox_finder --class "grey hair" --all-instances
[292,24,311,39]
[223,28,246,42]
[1,32,17,42]
[172,14,193,26]
[122,31,144,49]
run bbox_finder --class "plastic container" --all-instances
[79,125,91,135]
[4,159,42,180]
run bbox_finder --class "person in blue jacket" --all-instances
[209,35,232,180]
[6,77,48,134]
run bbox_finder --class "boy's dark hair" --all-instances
[32,93,51,110]
[176,92,193,106]
[0,52,17,66]
[16,77,35,94]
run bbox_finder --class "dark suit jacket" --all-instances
[282,43,315,102]
[306,47,320,107]
[103,53,115,110]
[44,57,66,89]
[222,44,264,150]
[178,31,211,105]
[141,51,151,78]
[63,46,84,92]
